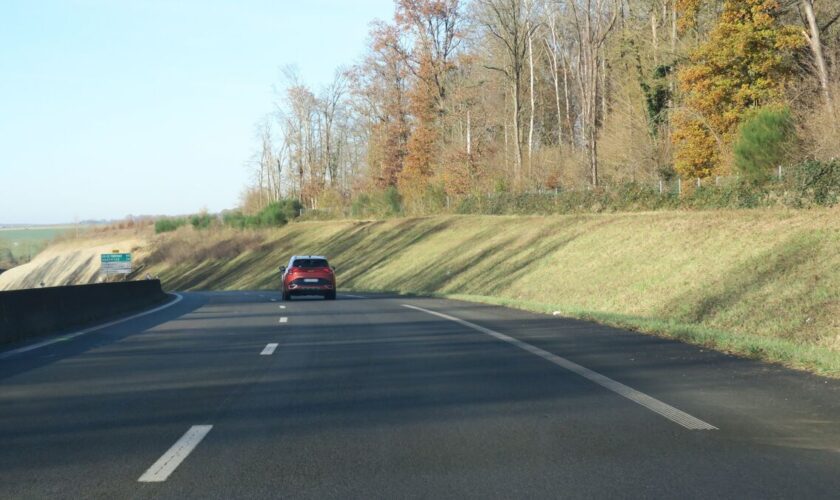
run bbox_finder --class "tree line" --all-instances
[241,0,840,215]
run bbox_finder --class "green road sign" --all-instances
[101,253,132,274]
[101,253,131,263]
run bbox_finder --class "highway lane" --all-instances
[1,291,840,498]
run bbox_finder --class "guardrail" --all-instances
[0,280,168,346]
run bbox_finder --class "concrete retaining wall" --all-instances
[0,280,168,345]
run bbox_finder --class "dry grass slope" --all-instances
[0,232,146,291]
[5,210,837,375]
[138,210,840,375]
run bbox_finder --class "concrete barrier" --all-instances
[0,280,168,346]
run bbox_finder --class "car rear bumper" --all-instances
[286,283,335,295]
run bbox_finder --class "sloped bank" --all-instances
[137,210,840,376]
[5,210,838,375]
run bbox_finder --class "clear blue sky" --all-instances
[0,0,393,224]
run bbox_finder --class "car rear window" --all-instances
[292,258,329,268]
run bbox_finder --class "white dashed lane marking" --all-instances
[261,343,278,355]
[138,425,213,482]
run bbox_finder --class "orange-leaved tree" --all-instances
[399,56,440,208]
[672,0,802,179]
[394,0,462,210]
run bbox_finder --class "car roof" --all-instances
[291,255,327,260]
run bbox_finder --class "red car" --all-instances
[280,255,336,300]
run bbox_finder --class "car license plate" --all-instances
[304,279,318,283]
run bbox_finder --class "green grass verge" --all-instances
[346,287,840,377]
[447,293,840,376]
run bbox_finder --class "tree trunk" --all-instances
[545,19,565,148]
[504,89,509,173]
[670,0,676,53]
[563,54,574,150]
[802,0,834,114]
[600,51,607,123]
[552,50,563,146]
[466,109,472,156]
[528,27,536,179]
[651,10,658,66]
[589,124,598,187]
[513,76,523,183]
[588,61,600,187]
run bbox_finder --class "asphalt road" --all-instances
[2,291,840,499]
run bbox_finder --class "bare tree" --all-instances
[477,0,537,183]
[543,9,565,146]
[526,0,537,178]
[568,0,619,187]
[320,69,348,187]
[395,0,463,109]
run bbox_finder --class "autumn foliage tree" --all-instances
[240,0,840,215]
[390,0,463,210]
[672,0,803,179]
[400,57,441,208]
[360,22,410,188]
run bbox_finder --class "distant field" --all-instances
[0,226,75,261]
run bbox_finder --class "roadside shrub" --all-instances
[792,159,840,206]
[155,217,187,234]
[733,106,796,184]
[221,199,302,229]
[315,189,347,215]
[350,187,403,218]
[382,186,403,215]
[258,202,288,226]
[612,182,670,211]
[275,199,303,220]
[350,194,371,218]
[297,208,342,221]
[421,183,448,213]
[222,210,250,229]
[190,213,214,230]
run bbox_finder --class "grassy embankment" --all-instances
[133,209,840,376]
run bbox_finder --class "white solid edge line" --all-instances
[261,343,279,355]
[0,293,184,360]
[138,425,213,482]
[278,305,286,309]
[402,304,717,431]
[279,317,288,323]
